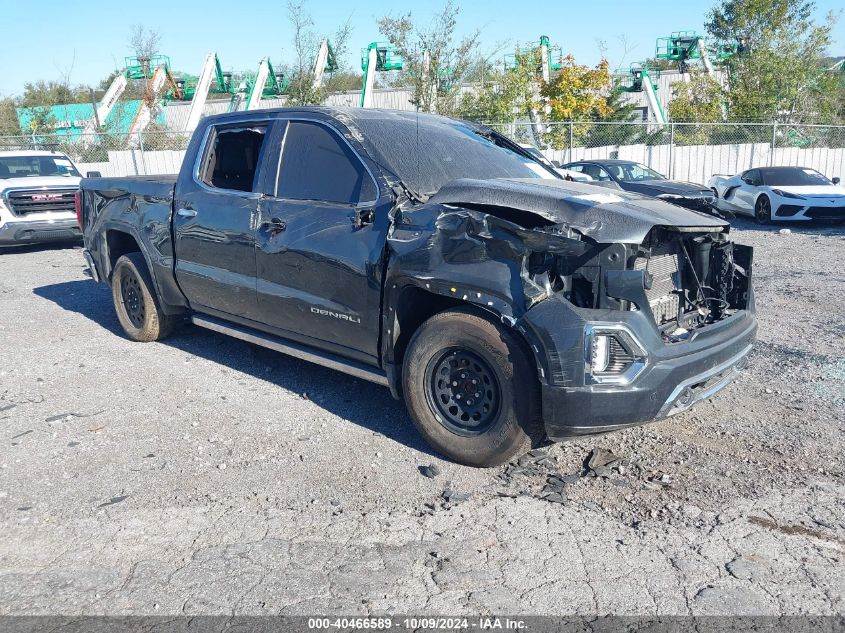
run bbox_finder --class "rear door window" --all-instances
[198,125,268,193]
[276,121,377,204]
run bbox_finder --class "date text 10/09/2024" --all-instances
[307,617,527,630]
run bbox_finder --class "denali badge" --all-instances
[310,306,361,324]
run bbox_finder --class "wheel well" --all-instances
[106,230,141,278]
[392,287,465,369]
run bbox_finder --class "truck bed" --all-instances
[81,175,177,200]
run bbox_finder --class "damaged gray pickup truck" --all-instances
[78,108,756,466]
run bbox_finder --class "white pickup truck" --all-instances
[0,150,83,246]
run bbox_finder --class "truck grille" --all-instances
[4,188,77,216]
[634,249,682,325]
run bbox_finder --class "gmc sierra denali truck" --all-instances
[0,150,83,245]
[78,108,756,467]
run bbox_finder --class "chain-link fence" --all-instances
[0,131,190,177]
[487,121,845,184]
[2,121,844,183]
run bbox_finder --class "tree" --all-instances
[0,97,21,135]
[705,0,841,123]
[285,0,353,106]
[129,25,161,67]
[377,1,481,115]
[542,57,613,121]
[457,49,541,124]
[668,70,725,122]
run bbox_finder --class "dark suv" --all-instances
[561,159,716,213]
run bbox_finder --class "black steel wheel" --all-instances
[111,252,176,342]
[402,308,542,467]
[120,273,146,329]
[426,347,501,436]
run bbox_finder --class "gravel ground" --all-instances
[0,219,843,616]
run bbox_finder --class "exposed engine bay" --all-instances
[548,226,753,339]
[391,176,753,341]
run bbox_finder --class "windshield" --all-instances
[0,155,80,179]
[761,167,831,186]
[605,162,666,182]
[352,114,556,196]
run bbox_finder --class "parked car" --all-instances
[518,144,593,182]
[561,159,717,213]
[708,166,844,223]
[78,108,756,467]
[0,150,83,246]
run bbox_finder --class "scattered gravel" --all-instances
[0,219,843,615]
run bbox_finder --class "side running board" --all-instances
[191,314,389,387]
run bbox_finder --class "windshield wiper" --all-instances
[392,181,429,205]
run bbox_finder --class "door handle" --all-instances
[176,208,197,218]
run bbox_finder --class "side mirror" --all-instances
[833,177,841,185]
[86,171,102,178]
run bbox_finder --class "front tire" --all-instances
[402,308,541,467]
[111,252,176,342]
[755,195,772,224]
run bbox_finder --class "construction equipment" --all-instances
[244,58,286,110]
[617,64,667,126]
[184,53,231,133]
[504,35,563,80]
[655,31,739,77]
[124,55,172,80]
[127,62,183,142]
[81,73,129,138]
[360,42,404,108]
[313,39,338,89]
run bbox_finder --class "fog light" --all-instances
[584,324,648,385]
[592,335,610,373]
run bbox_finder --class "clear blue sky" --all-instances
[1,0,843,97]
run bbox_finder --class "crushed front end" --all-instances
[517,224,756,439]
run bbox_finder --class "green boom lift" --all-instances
[360,42,404,107]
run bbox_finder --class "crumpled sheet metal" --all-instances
[387,205,591,321]
[430,177,727,244]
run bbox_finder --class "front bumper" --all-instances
[519,292,757,440]
[0,218,81,245]
[774,202,845,221]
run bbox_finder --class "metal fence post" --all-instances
[137,132,147,175]
[568,122,574,163]
[770,123,777,166]
[669,123,675,179]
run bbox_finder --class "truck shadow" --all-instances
[33,280,436,458]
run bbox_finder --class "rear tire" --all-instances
[755,195,772,224]
[111,252,176,342]
[402,308,542,467]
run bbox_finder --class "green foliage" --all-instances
[457,49,540,123]
[669,70,725,124]
[0,98,21,135]
[705,0,841,123]
[323,71,364,94]
[378,0,481,115]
